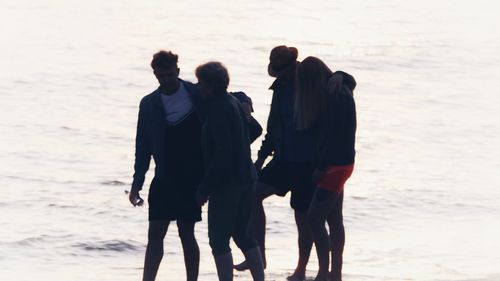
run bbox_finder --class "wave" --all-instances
[101,180,127,186]
[47,203,78,209]
[73,240,142,252]
[8,234,75,246]
[0,174,77,185]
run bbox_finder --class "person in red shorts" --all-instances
[295,56,357,281]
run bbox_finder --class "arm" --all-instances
[248,116,263,144]
[315,113,336,171]
[316,74,347,170]
[198,106,233,196]
[319,93,355,167]
[131,100,152,191]
[256,92,278,167]
[334,71,356,91]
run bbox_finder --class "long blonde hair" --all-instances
[295,56,334,130]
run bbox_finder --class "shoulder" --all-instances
[181,79,199,94]
[269,77,287,96]
[326,74,344,96]
[205,99,228,125]
[327,71,357,96]
[139,89,160,108]
[269,78,280,90]
[214,95,239,114]
[332,71,356,91]
[231,91,252,105]
[180,79,203,107]
[337,87,355,112]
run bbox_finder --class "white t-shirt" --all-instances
[160,83,194,125]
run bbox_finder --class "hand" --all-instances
[254,158,265,172]
[311,168,326,185]
[195,190,208,207]
[129,188,144,207]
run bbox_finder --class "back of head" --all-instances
[268,45,299,76]
[298,56,333,81]
[195,61,230,93]
[295,56,334,130]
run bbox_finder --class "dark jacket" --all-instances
[256,77,288,162]
[198,93,257,196]
[131,79,202,190]
[313,71,357,169]
[231,91,263,143]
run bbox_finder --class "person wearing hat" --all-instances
[235,46,315,281]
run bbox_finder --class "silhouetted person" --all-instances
[129,50,203,281]
[235,46,314,281]
[194,62,265,281]
[295,57,357,281]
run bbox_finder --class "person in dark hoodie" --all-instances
[295,56,357,281]
[195,61,264,281]
[235,46,315,281]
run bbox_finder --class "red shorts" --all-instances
[317,164,354,193]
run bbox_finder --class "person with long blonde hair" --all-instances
[295,56,357,281]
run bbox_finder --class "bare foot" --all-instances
[234,260,267,272]
[313,271,329,281]
[330,271,341,281]
[234,261,249,271]
[287,271,305,281]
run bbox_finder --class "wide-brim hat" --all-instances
[268,45,298,76]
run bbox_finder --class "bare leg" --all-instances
[234,182,275,271]
[307,189,339,281]
[287,211,313,281]
[327,192,344,281]
[143,220,169,281]
[253,191,267,268]
[308,218,329,281]
[243,247,265,281]
[177,220,200,281]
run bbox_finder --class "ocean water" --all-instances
[1,0,500,280]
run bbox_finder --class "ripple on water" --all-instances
[101,180,126,186]
[351,196,368,201]
[73,240,142,253]
[47,203,78,209]
[9,234,75,246]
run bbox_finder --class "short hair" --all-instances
[195,62,230,92]
[151,50,178,70]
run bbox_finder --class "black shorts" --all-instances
[259,159,315,212]
[148,178,202,222]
